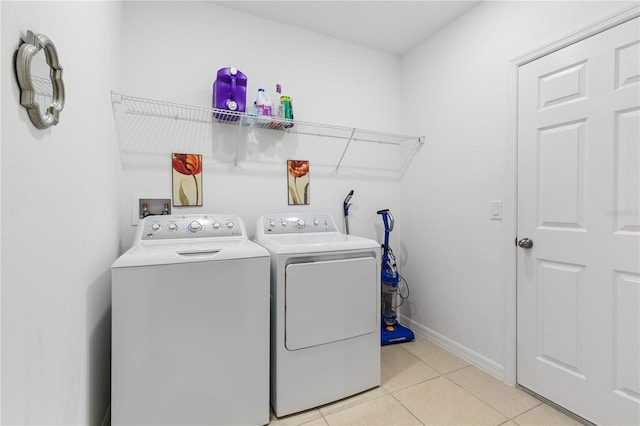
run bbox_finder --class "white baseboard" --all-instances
[399,314,506,383]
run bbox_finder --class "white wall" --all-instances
[400,0,636,380]
[118,1,406,249]
[1,1,122,424]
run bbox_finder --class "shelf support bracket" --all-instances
[335,128,357,173]
[111,91,122,104]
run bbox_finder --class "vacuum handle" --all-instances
[377,209,394,232]
[343,190,354,216]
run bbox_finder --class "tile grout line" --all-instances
[442,367,546,422]
[440,375,511,425]
[388,391,426,426]
[507,401,545,425]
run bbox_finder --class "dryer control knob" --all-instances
[280,220,288,227]
[296,219,305,228]
[188,221,202,232]
[151,223,161,231]
[212,222,221,230]
[226,222,235,229]
[168,223,178,230]
[269,220,277,228]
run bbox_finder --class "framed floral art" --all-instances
[172,153,202,207]
[287,160,310,205]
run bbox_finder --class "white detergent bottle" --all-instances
[256,88,272,117]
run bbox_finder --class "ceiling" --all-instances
[212,1,481,56]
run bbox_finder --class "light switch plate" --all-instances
[490,200,503,220]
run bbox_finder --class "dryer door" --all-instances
[285,257,378,350]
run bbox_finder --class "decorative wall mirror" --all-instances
[16,30,65,129]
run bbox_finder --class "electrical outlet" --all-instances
[131,193,171,225]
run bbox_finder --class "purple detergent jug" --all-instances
[212,67,247,121]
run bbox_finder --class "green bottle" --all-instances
[281,95,292,119]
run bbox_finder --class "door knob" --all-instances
[517,238,534,249]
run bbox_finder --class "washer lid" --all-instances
[112,238,268,268]
[255,232,379,254]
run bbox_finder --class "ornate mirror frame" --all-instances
[16,30,65,129]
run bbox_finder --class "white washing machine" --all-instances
[111,214,270,426]
[255,213,380,417]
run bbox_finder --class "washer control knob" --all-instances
[226,222,235,229]
[269,220,277,227]
[281,220,288,227]
[313,219,319,226]
[212,222,221,230]
[168,223,178,230]
[151,223,161,231]
[188,221,202,232]
[296,219,305,228]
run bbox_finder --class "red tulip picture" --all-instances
[172,153,203,206]
[287,160,310,205]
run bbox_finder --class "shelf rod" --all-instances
[124,109,210,123]
[398,136,426,178]
[278,129,411,146]
[335,128,357,173]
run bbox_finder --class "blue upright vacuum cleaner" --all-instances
[377,209,415,345]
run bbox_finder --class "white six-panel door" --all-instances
[517,17,639,425]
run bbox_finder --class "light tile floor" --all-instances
[268,333,582,426]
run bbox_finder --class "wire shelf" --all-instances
[111,92,424,178]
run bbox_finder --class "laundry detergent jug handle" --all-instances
[230,75,236,100]
[227,67,239,101]
[226,68,238,110]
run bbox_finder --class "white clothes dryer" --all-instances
[255,213,380,417]
[112,214,270,426]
